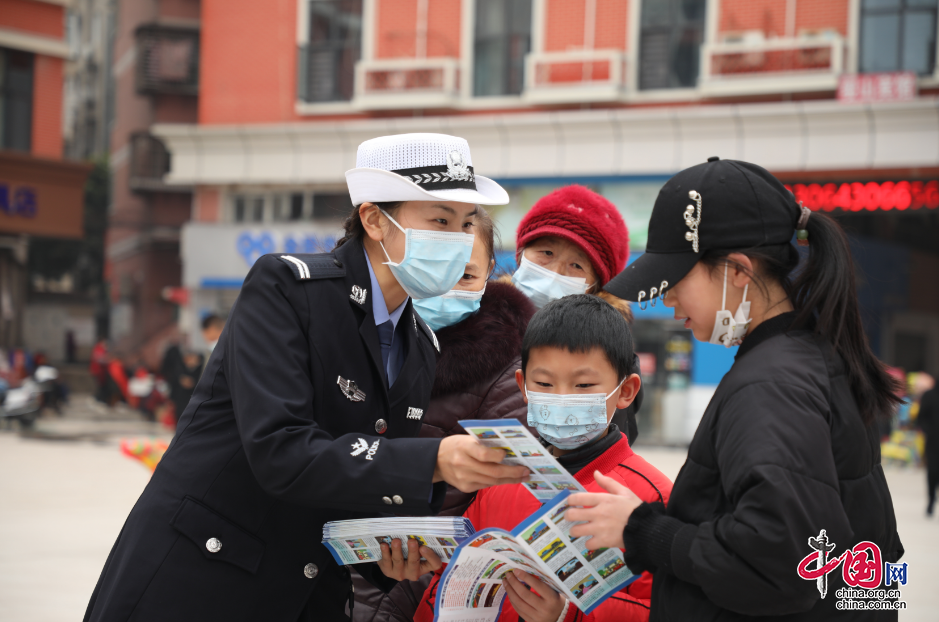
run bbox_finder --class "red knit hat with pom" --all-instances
[515,186,629,286]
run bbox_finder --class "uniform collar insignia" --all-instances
[337,376,366,402]
[350,284,367,305]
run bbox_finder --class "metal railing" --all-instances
[523,49,629,103]
[128,133,183,192]
[351,57,460,109]
[135,25,199,96]
[699,35,845,95]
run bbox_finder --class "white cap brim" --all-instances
[345,168,509,206]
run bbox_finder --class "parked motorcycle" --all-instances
[0,378,42,429]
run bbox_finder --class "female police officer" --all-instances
[83,134,530,622]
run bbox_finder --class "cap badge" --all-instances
[683,190,702,253]
[446,150,473,182]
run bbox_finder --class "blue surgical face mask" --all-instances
[412,285,485,331]
[525,378,625,450]
[512,255,591,309]
[379,209,475,300]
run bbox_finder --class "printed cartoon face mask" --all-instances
[411,285,485,331]
[708,262,751,347]
[525,379,624,450]
[380,209,475,300]
[512,255,591,309]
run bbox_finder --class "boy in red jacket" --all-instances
[404,295,672,622]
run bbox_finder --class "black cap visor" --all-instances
[604,250,701,303]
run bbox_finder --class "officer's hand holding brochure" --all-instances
[322,517,475,565]
[458,419,587,501]
[432,490,637,621]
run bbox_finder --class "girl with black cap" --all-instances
[565,158,904,621]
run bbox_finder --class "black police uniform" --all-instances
[84,238,447,622]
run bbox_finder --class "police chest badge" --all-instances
[337,376,365,402]
[350,285,367,305]
[406,407,424,421]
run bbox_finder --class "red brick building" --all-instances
[151,0,938,442]
[0,0,91,352]
[105,0,199,364]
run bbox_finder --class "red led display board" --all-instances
[785,181,939,212]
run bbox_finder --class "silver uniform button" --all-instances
[392,495,403,505]
[382,496,393,505]
[375,419,387,434]
[304,563,318,579]
[206,538,222,553]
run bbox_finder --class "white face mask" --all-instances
[512,255,591,309]
[525,378,625,450]
[708,262,751,347]
[379,209,475,300]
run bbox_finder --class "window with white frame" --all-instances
[860,0,938,75]
[473,0,533,96]
[638,0,706,90]
[229,191,349,223]
[298,0,363,103]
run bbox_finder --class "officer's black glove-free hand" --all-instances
[433,435,530,493]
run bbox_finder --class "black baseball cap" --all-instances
[604,157,800,302]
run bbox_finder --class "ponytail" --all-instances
[790,212,901,425]
[700,212,900,425]
[333,201,403,250]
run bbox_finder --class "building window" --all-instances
[230,192,348,223]
[860,0,938,75]
[638,0,706,90]
[298,0,363,103]
[0,47,35,152]
[473,0,532,97]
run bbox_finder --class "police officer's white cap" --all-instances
[346,133,509,206]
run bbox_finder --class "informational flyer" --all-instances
[432,491,637,621]
[459,419,587,502]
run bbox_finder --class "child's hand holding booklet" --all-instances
[431,490,637,622]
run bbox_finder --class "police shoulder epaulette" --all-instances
[412,311,440,353]
[276,253,346,281]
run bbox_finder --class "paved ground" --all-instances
[0,398,934,620]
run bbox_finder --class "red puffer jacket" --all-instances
[415,432,672,622]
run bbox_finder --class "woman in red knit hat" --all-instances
[512,185,631,311]
[509,185,642,442]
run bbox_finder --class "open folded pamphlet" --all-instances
[322,517,476,566]
[432,490,636,621]
[458,419,587,502]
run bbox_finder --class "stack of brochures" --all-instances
[322,517,476,566]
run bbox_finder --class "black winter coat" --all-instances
[84,239,446,622]
[624,313,903,621]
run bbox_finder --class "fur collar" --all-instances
[432,281,536,396]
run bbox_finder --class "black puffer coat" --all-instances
[622,312,904,621]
